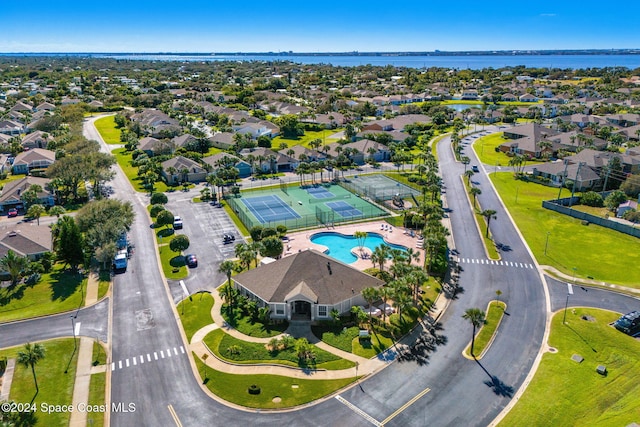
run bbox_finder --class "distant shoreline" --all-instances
[1,49,640,57]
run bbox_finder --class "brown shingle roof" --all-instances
[233,249,384,305]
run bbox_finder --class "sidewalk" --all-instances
[84,270,101,306]
[68,337,94,427]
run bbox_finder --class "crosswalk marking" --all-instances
[335,396,382,426]
[112,347,186,372]
[458,258,536,270]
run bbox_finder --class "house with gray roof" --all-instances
[0,224,52,260]
[21,130,54,150]
[161,156,206,184]
[231,249,384,321]
[202,153,252,178]
[0,176,54,212]
[12,149,56,174]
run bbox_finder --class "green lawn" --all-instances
[441,100,543,107]
[177,292,214,342]
[464,300,506,358]
[271,129,343,150]
[0,339,79,427]
[112,148,170,193]
[473,132,510,166]
[500,309,640,427]
[491,172,640,286]
[204,328,354,370]
[94,115,121,144]
[353,331,394,358]
[221,309,289,338]
[194,357,355,409]
[97,271,110,300]
[0,265,86,323]
[92,341,107,366]
[158,242,187,280]
[86,372,106,427]
[462,176,500,260]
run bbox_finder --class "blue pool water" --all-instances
[310,232,407,264]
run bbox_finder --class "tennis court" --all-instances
[241,195,301,224]
[326,201,363,218]
[306,186,335,199]
[341,174,420,201]
[228,182,389,230]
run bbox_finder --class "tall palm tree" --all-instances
[361,287,380,325]
[26,204,46,226]
[462,308,486,357]
[480,209,497,238]
[48,205,67,218]
[464,169,475,185]
[17,342,45,395]
[470,187,482,207]
[218,260,236,313]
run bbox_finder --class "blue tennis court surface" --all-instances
[307,186,335,199]
[326,201,363,218]
[242,195,301,224]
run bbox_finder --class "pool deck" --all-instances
[283,220,425,270]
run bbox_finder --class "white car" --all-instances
[173,216,183,229]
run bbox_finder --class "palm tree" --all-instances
[49,205,67,218]
[480,209,497,238]
[361,287,380,325]
[464,169,475,185]
[218,260,236,313]
[0,250,30,287]
[462,308,486,357]
[371,244,390,272]
[17,342,45,395]
[26,204,46,225]
[470,187,482,207]
[354,231,367,256]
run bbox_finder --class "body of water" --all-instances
[84,53,640,69]
[310,231,407,264]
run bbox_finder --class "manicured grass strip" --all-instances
[112,148,170,193]
[353,331,394,358]
[312,325,359,353]
[0,264,86,323]
[221,309,288,338]
[500,309,640,427]
[86,372,106,427]
[204,329,354,370]
[222,199,250,237]
[158,242,187,280]
[462,177,500,260]
[464,300,506,358]
[194,356,355,409]
[430,133,449,162]
[491,172,640,286]
[92,341,107,366]
[94,115,121,144]
[0,339,78,427]
[271,129,344,150]
[177,292,214,342]
[97,271,110,300]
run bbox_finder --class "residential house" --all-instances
[544,131,608,153]
[343,139,391,164]
[231,249,384,321]
[0,120,24,136]
[0,176,54,212]
[0,154,11,174]
[531,161,601,191]
[239,147,295,172]
[21,130,53,149]
[499,123,560,158]
[9,101,34,113]
[519,93,538,102]
[0,224,52,260]
[160,156,207,184]
[171,133,197,149]
[138,137,175,156]
[130,109,181,137]
[202,153,252,178]
[11,149,56,175]
[208,132,234,149]
[281,145,326,168]
[35,102,56,112]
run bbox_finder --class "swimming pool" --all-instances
[310,232,408,264]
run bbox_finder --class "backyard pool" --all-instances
[310,232,407,264]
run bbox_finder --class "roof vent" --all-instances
[326,261,332,275]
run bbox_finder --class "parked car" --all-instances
[185,254,198,268]
[223,233,235,244]
[173,216,183,229]
[7,208,18,218]
[471,165,480,173]
[614,311,640,336]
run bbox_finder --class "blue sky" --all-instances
[2,1,639,53]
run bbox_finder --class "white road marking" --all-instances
[147,354,151,362]
[180,346,185,354]
[174,347,178,356]
[74,321,81,336]
[154,352,158,360]
[111,362,115,371]
[166,348,172,357]
[140,355,144,364]
[160,350,165,359]
[118,360,122,369]
[126,359,130,367]
[133,357,137,366]
[335,395,382,426]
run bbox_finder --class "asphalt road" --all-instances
[3,117,637,426]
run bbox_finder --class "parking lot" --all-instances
[164,189,244,301]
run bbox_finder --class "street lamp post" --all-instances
[544,232,551,255]
[71,314,77,351]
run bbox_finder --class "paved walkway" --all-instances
[68,337,94,427]
[84,270,101,305]
[0,358,15,402]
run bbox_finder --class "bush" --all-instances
[248,384,261,395]
[580,191,604,207]
[150,192,168,205]
[149,204,165,218]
